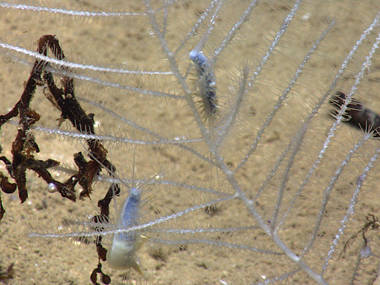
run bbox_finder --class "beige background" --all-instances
[1,1,380,284]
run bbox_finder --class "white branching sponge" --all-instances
[4,1,380,284]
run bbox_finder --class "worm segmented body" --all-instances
[330,91,380,136]
[189,50,217,117]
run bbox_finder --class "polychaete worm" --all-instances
[329,91,380,136]
[189,49,217,117]
[107,186,146,275]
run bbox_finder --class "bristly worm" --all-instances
[189,50,217,117]
[330,91,380,136]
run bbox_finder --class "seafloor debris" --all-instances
[0,262,14,283]
[0,35,120,284]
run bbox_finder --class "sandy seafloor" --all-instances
[1,1,380,284]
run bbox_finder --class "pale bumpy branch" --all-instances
[321,146,380,275]
[146,0,326,282]
[215,67,248,148]
[96,174,228,196]
[276,10,380,231]
[77,96,217,166]
[29,194,236,239]
[151,238,282,255]
[32,126,202,145]
[146,225,259,234]
[0,41,172,75]
[44,64,182,99]
[1,42,181,101]
[54,166,227,196]
[255,21,335,232]
[0,2,145,16]
[301,132,372,257]
[174,0,220,55]
[144,0,213,154]
[213,0,258,62]
[288,29,380,236]
[235,0,303,172]
[192,0,224,54]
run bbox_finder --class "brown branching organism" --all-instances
[0,35,121,284]
[341,213,380,258]
[0,263,14,283]
[90,262,111,285]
